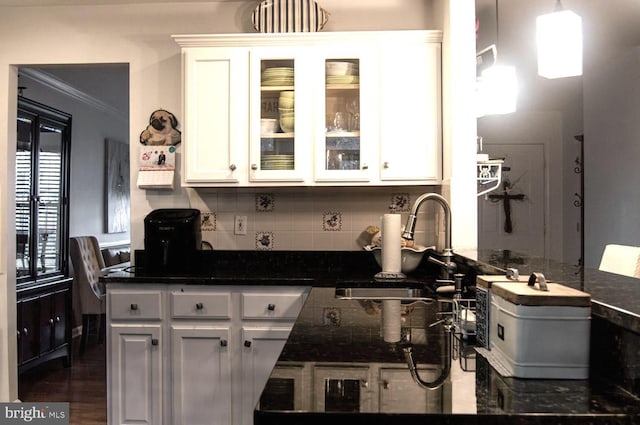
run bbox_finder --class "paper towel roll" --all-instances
[381,214,401,273]
[382,300,401,343]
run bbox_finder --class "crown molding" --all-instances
[19,68,127,121]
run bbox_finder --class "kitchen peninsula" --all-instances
[101,249,640,425]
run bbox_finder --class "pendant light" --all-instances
[476,0,518,117]
[536,0,583,79]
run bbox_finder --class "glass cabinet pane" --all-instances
[260,59,295,171]
[37,123,64,275]
[324,59,360,171]
[16,97,71,284]
[16,117,33,277]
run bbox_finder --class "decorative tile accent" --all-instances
[323,212,342,231]
[255,231,274,250]
[256,193,275,212]
[323,307,341,326]
[391,193,411,212]
[200,212,216,231]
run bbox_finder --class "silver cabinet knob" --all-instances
[383,161,389,169]
[229,164,237,171]
[56,316,61,322]
[49,318,54,325]
[23,328,29,336]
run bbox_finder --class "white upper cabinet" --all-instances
[174,31,442,187]
[379,35,442,183]
[249,46,313,183]
[182,47,249,184]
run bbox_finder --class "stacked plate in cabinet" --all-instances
[261,154,294,170]
[326,61,359,84]
[262,67,294,86]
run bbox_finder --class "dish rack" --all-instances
[451,298,477,371]
[452,298,476,338]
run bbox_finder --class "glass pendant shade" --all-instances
[536,9,583,79]
[477,65,518,117]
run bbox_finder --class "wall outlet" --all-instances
[234,215,247,235]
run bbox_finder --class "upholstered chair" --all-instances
[70,236,106,354]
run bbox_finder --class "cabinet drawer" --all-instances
[109,291,163,320]
[242,292,304,320]
[171,291,231,319]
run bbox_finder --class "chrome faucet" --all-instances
[401,193,455,279]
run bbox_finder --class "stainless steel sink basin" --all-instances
[335,287,434,302]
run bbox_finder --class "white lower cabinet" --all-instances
[170,326,231,425]
[240,327,293,425]
[107,284,308,425]
[109,324,163,425]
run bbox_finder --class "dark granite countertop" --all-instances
[456,249,640,334]
[101,249,640,423]
[254,287,640,425]
[101,248,640,332]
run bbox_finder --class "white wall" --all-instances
[583,5,640,266]
[0,0,461,402]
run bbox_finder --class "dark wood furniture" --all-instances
[17,278,73,373]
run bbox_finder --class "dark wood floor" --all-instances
[19,339,107,425]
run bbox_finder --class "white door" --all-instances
[240,327,293,425]
[478,143,546,257]
[109,325,162,425]
[171,326,232,425]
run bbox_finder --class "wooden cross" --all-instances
[488,180,525,233]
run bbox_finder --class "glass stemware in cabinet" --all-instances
[260,59,295,171]
[324,59,361,171]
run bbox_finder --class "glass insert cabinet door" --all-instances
[250,47,312,182]
[16,97,71,283]
[315,47,377,182]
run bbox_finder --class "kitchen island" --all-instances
[101,249,640,425]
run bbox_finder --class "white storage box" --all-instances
[490,275,591,379]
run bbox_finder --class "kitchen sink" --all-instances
[335,286,434,302]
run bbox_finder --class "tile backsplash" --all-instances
[188,186,443,251]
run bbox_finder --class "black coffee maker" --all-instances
[144,208,201,275]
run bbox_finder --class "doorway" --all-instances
[16,64,129,419]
